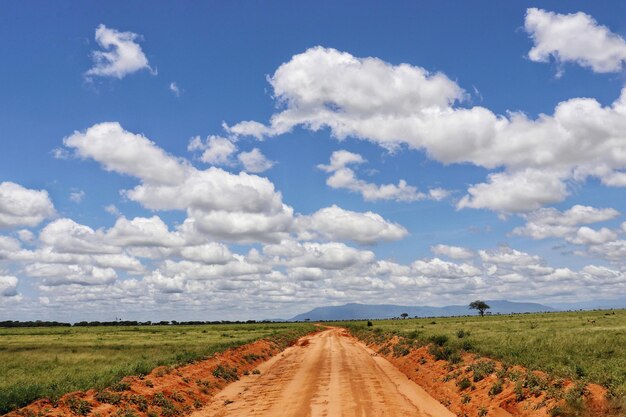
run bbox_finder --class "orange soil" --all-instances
[7,326,615,417]
[8,328,455,417]
[7,333,308,417]
[190,327,454,417]
[361,335,612,417]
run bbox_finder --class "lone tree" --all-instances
[400,312,409,319]
[469,300,490,317]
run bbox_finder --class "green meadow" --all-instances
[0,322,315,414]
[338,309,626,399]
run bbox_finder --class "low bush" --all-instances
[470,361,495,382]
[457,377,472,391]
[212,364,239,382]
[65,396,92,416]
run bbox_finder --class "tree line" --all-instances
[0,319,263,328]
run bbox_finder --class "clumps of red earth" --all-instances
[362,335,615,417]
[6,335,306,417]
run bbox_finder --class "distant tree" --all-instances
[469,300,490,317]
[400,312,409,319]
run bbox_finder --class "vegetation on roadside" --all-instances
[336,309,626,415]
[0,322,315,414]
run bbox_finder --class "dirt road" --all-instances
[192,328,455,417]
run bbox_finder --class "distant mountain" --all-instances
[289,300,554,321]
[548,298,626,311]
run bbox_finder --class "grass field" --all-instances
[337,309,626,399]
[0,322,315,414]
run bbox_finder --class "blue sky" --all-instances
[1,2,625,321]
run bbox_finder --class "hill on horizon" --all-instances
[289,300,554,321]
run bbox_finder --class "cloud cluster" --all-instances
[0,182,55,228]
[226,46,626,212]
[318,150,446,202]
[512,205,620,239]
[86,24,154,79]
[0,275,18,297]
[188,135,274,173]
[431,244,475,260]
[525,8,626,74]
[512,205,625,265]
[65,123,290,242]
[295,205,408,245]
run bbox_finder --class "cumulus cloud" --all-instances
[318,150,425,202]
[65,122,189,185]
[296,205,408,244]
[24,263,117,286]
[457,169,569,212]
[65,122,293,242]
[411,258,481,279]
[85,24,154,79]
[238,148,275,173]
[431,244,475,260]
[525,8,626,74]
[0,275,18,297]
[569,226,618,245]
[263,240,376,270]
[0,182,55,229]
[188,135,237,166]
[225,46,626,212]
[512,205,620,240]
[180,243,233,264]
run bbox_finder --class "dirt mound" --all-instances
[359,334,615,417]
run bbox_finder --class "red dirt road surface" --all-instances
[192,327,455,417]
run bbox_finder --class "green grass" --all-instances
[0,322,315,414]
[335,309,626,399]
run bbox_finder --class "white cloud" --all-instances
[189,135,237,166]
[64,123,293,243]
[569,226,618,245]
[319,150,424,202]
[69,190,85,203]
[180,243,233,264]
[85,24,153,79]
[225,47,626,212]
[39,218,118,255]
[428,188,451,201]
[238,148,275,173]
[525,8,626,74]
[0,235,22,254]
[264,240,375,270]
[0,182,56,229]
[296,205,408,244]
[318,150,366,173]
[411,258,481,279]
[169,82,181,97]
[512,205,620,239]
[457,169,569,212]
[479,246,543,267]
[105,204,121,217]
[431,244,475,260]
[24,263,117,286]
[106,216,185,248]
[16,229,35,243]
[0,275,18,297]
[65,122,189,185]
